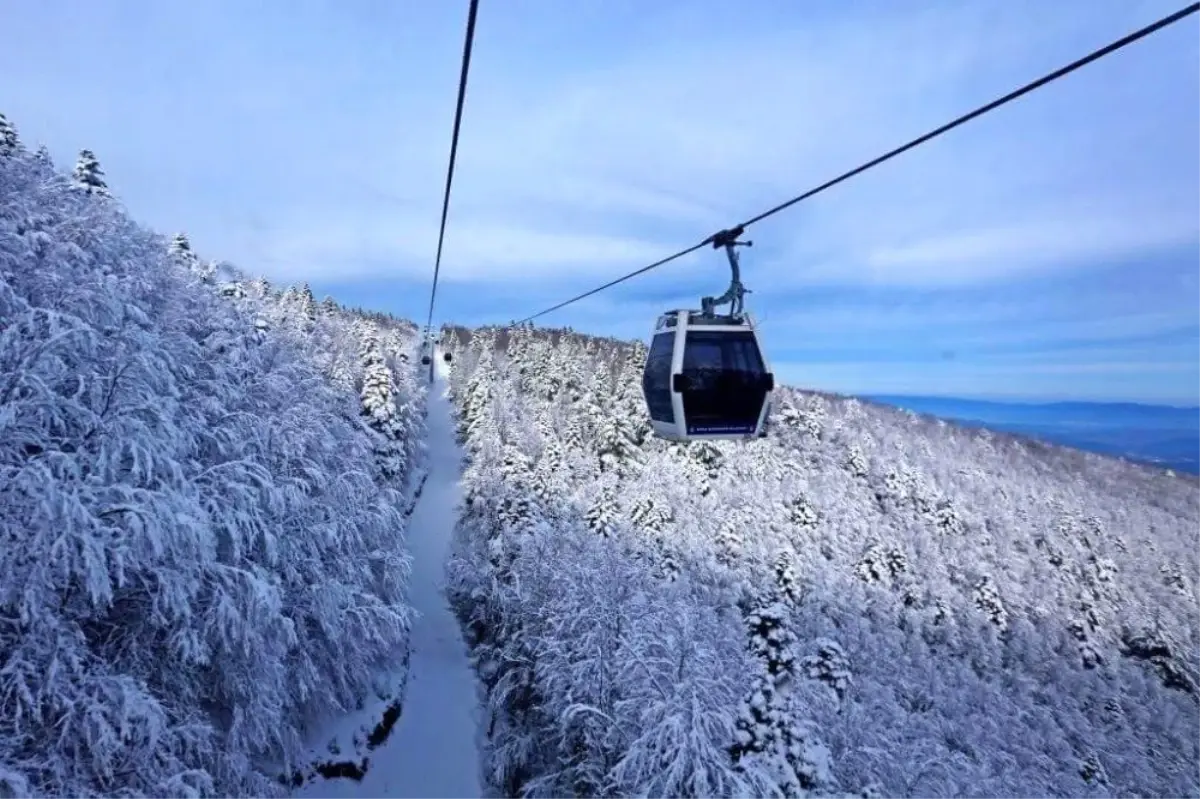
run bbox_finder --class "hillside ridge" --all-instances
[1,121,426,797]
[441,324,1200,797]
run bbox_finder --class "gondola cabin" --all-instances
[641,309,774,442]
[443,351,453,363]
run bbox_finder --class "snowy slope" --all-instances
[375,356,484,797]
[7,97,1195,797]
[442,325,1200,798]
[0,118,424,798]
[295,354,484,798]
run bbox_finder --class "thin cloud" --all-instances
[3,0,1196,402]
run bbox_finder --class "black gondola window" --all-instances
[679,330,768,434]
[681,330,764,374]
[642,332,675,423]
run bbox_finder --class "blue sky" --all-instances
[3,0,1198,404]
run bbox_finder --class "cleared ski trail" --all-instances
[296,360,484,797]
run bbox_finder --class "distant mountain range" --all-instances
[863,395,1200,474]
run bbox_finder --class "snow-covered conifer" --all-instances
[0,112,19,155]
[585,486,620,538]
[72,148,109,195]
[0,142,422,797]
[442,318,1200,798]
[360,331,407,480]
[716,517,745,568]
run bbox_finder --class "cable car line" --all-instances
[422,0,480,373]
[511,242,710,328]
[511,1,1199,328]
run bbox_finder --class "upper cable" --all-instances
[424,0,481,337]
[513,2,1199,326]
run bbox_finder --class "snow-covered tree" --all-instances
[168,231,194,258]
[0,127,426,797]
[359,330,408,481]
[72,148,109,195]
[442,321,1200,798]
[0,112,18,155]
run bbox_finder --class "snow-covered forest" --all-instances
[3,105,1199,798]
[443,324,1200,798]
[0,115,427,797]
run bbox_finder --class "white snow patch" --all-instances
[294,363,484,798]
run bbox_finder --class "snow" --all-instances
[5,104,1196,796]
[443,324,1200,798]
[295,353,483,798]
[2,132,425,797]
